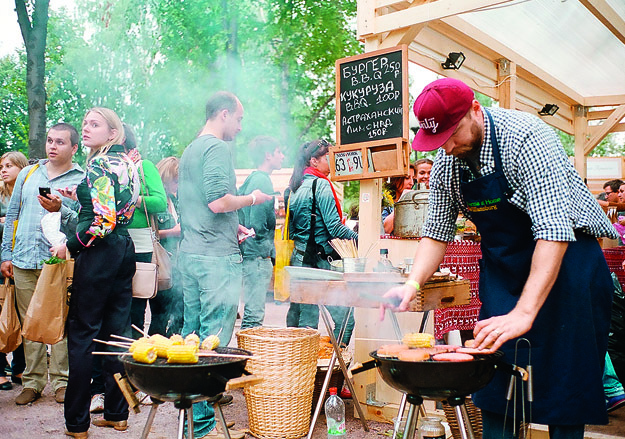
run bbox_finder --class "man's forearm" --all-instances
[208,193,253,213]
[407,237,448,286]
[514,239,568,321]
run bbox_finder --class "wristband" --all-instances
[405,280,420,291]
[250,193,256,206]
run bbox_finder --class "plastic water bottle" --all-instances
[325,387,346,438]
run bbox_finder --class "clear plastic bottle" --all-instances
[325,387,346,438]
[419,417,445,439]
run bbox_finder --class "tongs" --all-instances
[503,338,533,439]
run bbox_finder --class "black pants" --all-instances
[64,234,136,433]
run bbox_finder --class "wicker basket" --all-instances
[237,327,320,439]
[442,397,483,439]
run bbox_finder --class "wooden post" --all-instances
[497,59,516,110]
[573,105,588,180]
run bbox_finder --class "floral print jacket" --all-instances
[66,144,140,254]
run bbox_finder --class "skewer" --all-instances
[93,339,131,348]
[198,352,257,360]
[93,352,133,356]
[132,324,147,337]
[110,334,135,342]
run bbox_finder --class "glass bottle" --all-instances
[376,248,394,272]
[419,417,445,439]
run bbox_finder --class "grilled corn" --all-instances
[201,335,220,351]
[166,344,199,364]
[132,344,157,364]
[185,333,200,349]
[170,334,184,345]
[150,334,174,357]
[129,337,152,353]
[402,332,435,348]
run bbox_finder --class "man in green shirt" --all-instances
[178,91,271,439]
[238,136,284,329]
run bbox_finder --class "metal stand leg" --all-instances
[307,305,369,439]
[448,399,475,439]
[213,401,232,439]
[403,396,423,439]
[178,408,188,439]
[140,403,159,439]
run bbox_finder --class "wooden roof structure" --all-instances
[356,0,625,178]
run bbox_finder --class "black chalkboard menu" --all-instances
[336,45,408,146]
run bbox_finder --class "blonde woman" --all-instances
[0,151,28,391]
[51,107,140,438]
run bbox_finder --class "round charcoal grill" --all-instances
[354,350,505,439]
[121,347,252,439]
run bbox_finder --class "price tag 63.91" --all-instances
[334,150,364,176]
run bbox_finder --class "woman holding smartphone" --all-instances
[51,107,140,438]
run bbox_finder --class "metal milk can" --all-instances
[393,186,429,238]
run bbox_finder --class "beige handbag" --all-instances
[138,162,173,291]
[132,261,158,299]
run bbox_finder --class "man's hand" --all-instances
[1,260,13,278]
[57,186,78,201]
[38,194,62,212]
[472,309,534,352]
[379,284,417,320]
[250,189,272,205]
[50,244,68,260]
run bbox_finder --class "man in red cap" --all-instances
[385,77,618,437]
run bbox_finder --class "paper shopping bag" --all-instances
[22,259,74,345]
[0,278,22,352]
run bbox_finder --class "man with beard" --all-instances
[384,78,617,438]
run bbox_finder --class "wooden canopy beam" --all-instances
[580,0,625,46]
[373,0,514,36]
[584,104,625,155]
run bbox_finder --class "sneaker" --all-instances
[218,394,233,406]
[55,387,67,403]
[607,394,625,413]
[15,388,41,405]
[92,418,128,431]
[90,394,104,413]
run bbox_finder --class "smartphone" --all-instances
[39,187,51,197]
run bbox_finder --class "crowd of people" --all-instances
[1,80,625,439]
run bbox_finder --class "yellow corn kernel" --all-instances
[185,333,200,349]
[150,334,174,357]
[132,344,157,364]
[166,344,199,364]
[402,332,435,348]
[201,335,220,351]
[129,337,152,353]
[170,334,184,345]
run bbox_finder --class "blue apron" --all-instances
[465,110,612,425]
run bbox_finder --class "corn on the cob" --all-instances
[170,334,184,345]
[201,335,220,351]
[166,344,199,364]
[150,334,174,357]
[132,344,157,364]
[185,333,200,349]
[402,332,435,348]
[129,337,152,353]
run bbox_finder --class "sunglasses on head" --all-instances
[309,139,330,155]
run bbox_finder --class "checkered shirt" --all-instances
[422,107,618,242]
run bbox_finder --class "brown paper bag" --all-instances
[0,278,22,353]
[22,259,74,345]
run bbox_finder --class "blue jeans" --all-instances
[241,257,272,329]
[481,410,584,439]
[179,251,242,437]
[603,352,625,399]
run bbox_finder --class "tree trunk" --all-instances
[15,0,49,159]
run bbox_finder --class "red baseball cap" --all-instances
[411,78,475,152]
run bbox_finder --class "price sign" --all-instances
[334,150,364,177]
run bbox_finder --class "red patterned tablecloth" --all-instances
[434,240,482,339]
[604,247,625,290]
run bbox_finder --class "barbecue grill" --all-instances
[121,347,254,439]
[353,349,513,439]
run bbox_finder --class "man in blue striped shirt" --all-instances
[1,123,84,406]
